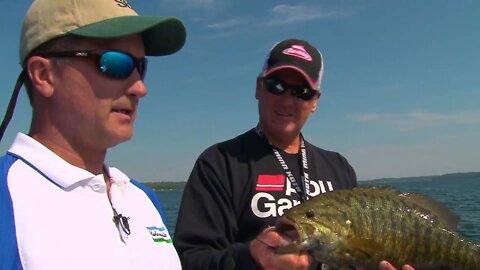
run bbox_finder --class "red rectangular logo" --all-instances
[256,175,285,191]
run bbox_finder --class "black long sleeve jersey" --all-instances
[174,128,357,270]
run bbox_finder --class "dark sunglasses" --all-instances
[262,77,318,101]
[0,50,147,142]
[39,50,148,80]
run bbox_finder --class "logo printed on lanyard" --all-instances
[255,125,310,202]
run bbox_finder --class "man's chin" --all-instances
[107,131,133,148]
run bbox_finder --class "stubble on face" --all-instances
[257,70,318,150]
[36,35,146,161]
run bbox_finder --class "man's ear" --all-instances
[311,92,321,112]
[26,56,55,98]
[255,77,261,100]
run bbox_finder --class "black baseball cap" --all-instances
[261,39,323,91]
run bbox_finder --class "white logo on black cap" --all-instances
[282,45,312,62]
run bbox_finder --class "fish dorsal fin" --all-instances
[355,186,459,231]
[399,192,459,231]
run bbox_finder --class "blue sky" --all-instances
[1,0,479,181]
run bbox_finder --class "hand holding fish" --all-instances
[352,261,416,270]
[250,226,312,270]
[375,261,414,270]
[251,226,415,270]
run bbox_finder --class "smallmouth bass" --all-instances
[275,186,480,270]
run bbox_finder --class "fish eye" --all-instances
[305,210,315,219]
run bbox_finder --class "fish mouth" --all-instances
[275,217,305,243]
[275,217,313,254]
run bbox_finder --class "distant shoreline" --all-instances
[143,181,186,191]
[361,171,480,183]
[143,172,480,191]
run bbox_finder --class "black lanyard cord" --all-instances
[254,125,310,201]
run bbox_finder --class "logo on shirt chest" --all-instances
[147,226,172,244]
[251,175,334,218]
[256,174,285,191]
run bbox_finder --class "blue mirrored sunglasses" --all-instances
[262,77,318,101]
[39,50,148,80]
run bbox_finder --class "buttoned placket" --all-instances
[89,175,107,193]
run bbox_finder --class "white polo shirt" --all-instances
[0,133,181,270]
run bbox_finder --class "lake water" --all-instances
[156,175,480,242]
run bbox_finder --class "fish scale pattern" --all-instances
[276,186,480,269]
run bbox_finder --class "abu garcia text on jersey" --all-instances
[251,179,334,218]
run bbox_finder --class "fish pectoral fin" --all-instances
[346,237,382,260]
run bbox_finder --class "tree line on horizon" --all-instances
[144,172,480,190]
[144,181,186,190]
[364,171,480,182]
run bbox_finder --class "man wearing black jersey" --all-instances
[174,39,413,270]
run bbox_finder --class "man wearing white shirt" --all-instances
[0,0,186,269]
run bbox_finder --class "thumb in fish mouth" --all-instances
[275,217,301,243]
[255,226,296,248]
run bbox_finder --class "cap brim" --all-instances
[69,16,186,56]
[263,65,320,91]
